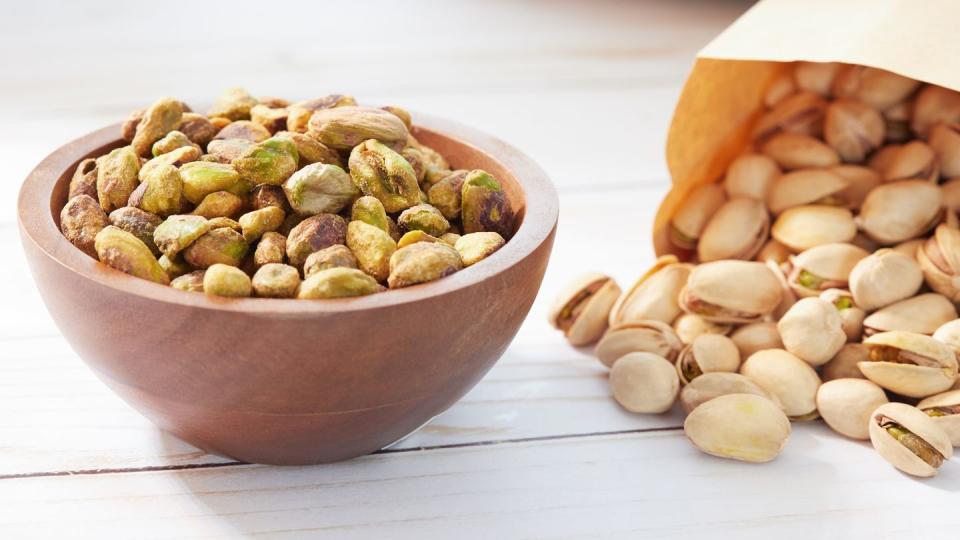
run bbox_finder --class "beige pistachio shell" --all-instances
[831,65,920,111]
[764,73,796,107]
[820,288,866,342]
[867,143,901,176]
[679,372,782,414]
[860,331,959,398]
[863,293,957,336]
[912,85,960,138]
[608,256,691,326]
[829,165,881,210]
[772,205,857,252]
[672,313,732,345]
[595,321,683,368]
[684,393,790,463]
[824,98,885,163]
[679,260,783,324]
[787,243,867,297]
[752,91,826,142]
[884,140,938,182]
[755,239,793,265]
[675,334,741,385]
[767,168,849,214]
[609,352,679,414]
[761,132,839,170]
[822,343,869,381]
[697,198,769,262]
[869,402,953,477]
[816,378,889,440]
[848,249,923,311]
[917,225,960,302]
[941,178,960,214]
[723,153,780,200]
[741,349,822,420]
[548,273,621,346]
[795,62,841,95]
[670,183,726,249]
[917,390,960,446]
[777,297,846,367]
[729,322,783,360]
[858,180,942,244]
[932,319,960,356]
[891,238,924,259]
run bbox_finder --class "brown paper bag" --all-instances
[653,0,960,256]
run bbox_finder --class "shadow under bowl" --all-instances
[17,113,558,465]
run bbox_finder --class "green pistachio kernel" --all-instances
[180,161,242,204]
[239,206,286,243]
[131,161,183,217]
[461,170,514,237]
[283,162,358,216]
[348,139,422,213]
[454,232,505,267]
[96,146,141,212]
[183,227,249,268]
[153,215,211,258]
[203,263,252,297]
[398,204,450,236]
[132,97,184,157]
[170,270,206,292]
[232,136,299,186]
[346,220,398,282]
[94,226,170,285]
[297,267,381,299]
[350,196,390,233]
[387,242,463,289]
[252,263,301,298]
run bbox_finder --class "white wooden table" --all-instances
[2,1,956,538]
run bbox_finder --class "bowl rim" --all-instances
[18,112,558,314]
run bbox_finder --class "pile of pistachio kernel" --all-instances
[550,61,960,476]
[59,88,514,299]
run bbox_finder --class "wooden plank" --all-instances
[0,423,954,539]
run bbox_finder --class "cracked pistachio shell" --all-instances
[610,352,679,414]
[765,259,798,320]
[772,205,856,251]
[348,139,422,213]
[684,393,790,463]
[454,232,504,267]
[233,137,299,186]
[863,293,957,336]
[669,183,726,250]
[346,220,397,282]
[251,263,300,298]
[764,72,796,108]
[274,131,343,167]
[741,349,822,420]
[213,121,271,143]
[132,97,184,157]
[679,260,782,324]
[60,195,109,257]
[249,105,288,134]
[109,206,162,256]
[208,87,257,121]
[180,162,241,204]
[860,180,942,244]
[307,106,408,150]
[933,318,960,357]
[830,165,881,211]
[427,170,469,219]
[350,196,390,233]
[680,372,781,414]
[672,313,731,345]
[96,146,141,212]
[822,343,869,381]
[767,168,849,215]
[595,321,683,368]
[755,239,793,265]
[153,215,210,259]
[930,123,960,178]
[848,249,923,311]
[761,132,839,170]
[202,263,252,297]
[549,273,621,346]
[284,163,358,216]
[777,297,847,367]
[398,230,441,249]
[675,334,740,385]
[398,204,450,236]
[387,241,462,289]
[824,99,885,163]
[69,158,99,201]
[912,85,960,138]
[794,62,841,95]
[178,113,217,147]
[869,402,953,477]
[130,161,182,217]
[286,213,348,269]
[609,256,692,326]
[918,225,960,301]
[730,322,783,359]
[94,226,169,285]
[253,231,286,269]
[183,227,248,269]
[884,141,938,182]
[753,91,826,142]
[303,244,358,277]
[860,331,959,398]
[723,153,780,200]
[786,243,868,297]
[461,170,514,237]
[297,267,380,299]
[191,191,243,219]
[152,130,200,158]
[917,389,960,446]
[205,139,253,164]
[820,288,866,342]
[158,254,192,280]
[238,207,285,243]
[832,65,920,112]
[816,378,889,440]
[697,197,769,262]
[170,270,205,293]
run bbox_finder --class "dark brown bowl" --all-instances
[17,114,558,465]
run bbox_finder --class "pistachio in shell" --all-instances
[752,91,826,142]
[729,322,783,360]
[307,105,409,150]
[816,378,889,440]
[785,242,868,297]
[684,393,790,463]
[68,158,99,201]
[741,348,822,420]
[191,191,243,219]
[860,331,959,398]
[285,213,348,269]
[883,140,938,182]
[917,389,960,446]
[132,97,184,157]
[680,372,782,414]
[679,260,783,324]
[251,263,300,298]
[823,98,885,163]
[911,84,960,138]
[253,231,286,269]
[608,255,692,326]
[609,352,679,414]
[675,333,740,385]
[460,170,514,237]
[346,220,398,282]
[454,232,504,267]
[60,195,109,257]
[848,248,923,311]
[387,241,463,289]
[179,161,241,204]
[548,273,621,346]
[858,180,942,244]
[232,136,299,186]
[348,139,422,213]
[672,313,732,345]
[669,183,726,250]
[755,239,793,265]
[303,244,358,277]
[862,293,957,336]
[831,65,920,111]
[723,153,780,201]
[869,402,953,477]
[96,146,141,212]
[917,224,960,302]
[822,343,869,381]
[766,168,849,214]
[203,263,252,297]
[109,206,162,256]
[794,61,841,95]
[763,72,796,108]
[183,227,248,269]
[761,132,840,170]
[771,205,857,252]
[170,270,205,293]
[929,123,960,178]
[775,297,846,367]
[829,164,881,211]
[697,197,769,262]
[153,215,211,259]
[298,267,381,299]
[820,288,866,342]
[94,226,169,285]
[283,162,358,216]
[595,320,683,368]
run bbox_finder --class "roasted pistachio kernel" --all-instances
[398,204,450,236]
[253,231,286,269]
[121,108,145,142]
[191,191,243,219]
[461,170,513,237]
[183,227,248,268]
[96,146,141,212]
[387,241,463,288]
[350,195,390,232]
[206,217,241,231]
[382,105,412,128]
[427,170,469,219]
[252,263,300,298]
[249,104,289,134]
[205,139,253,164]
[298,267,381,299]
[307,106,409,150]
[283,162,358,216]
[131,161,182,217]
[401,146,427,183]
[274,131,343,167]
[346,220,397,282]
[397,230,441,249]
[208,87,257,121]
[179,161,241,204]
[233,136,299,186]
[153,215,211,258]
[286,94,358,133]
[348,139,422,213]
[303,244,358,277]
[286,213,348,268]
[203,263,252,297]
[213,120,271,143]
[109,206,162,256]
[132,97,184,157]
[170,270,205,292]
[178,113,217,147]
[157,253,192,279]
[151,130,200,158]
[60,195,109,257]
[238,206,285,243]
[94,226,170,285]
[454,232,505,267]
[69,158,99,200]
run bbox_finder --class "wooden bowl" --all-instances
[17,114,558,465]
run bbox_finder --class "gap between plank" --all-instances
[0,426,683,481]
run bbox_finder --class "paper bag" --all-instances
[653,0,960,256]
